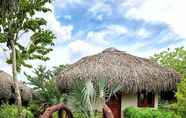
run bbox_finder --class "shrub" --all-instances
[73,112,102,118]
[27,101,41,117]
[0,104,34,118]
[152,47,186,118]
[52,112,102,118]
[124,107,181,118]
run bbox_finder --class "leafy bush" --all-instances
[52,112,102,118]
[73,112,102,118]
[124,107,181,118]
[0,104,34,118]
[25,65,66,105]
[152,47,186,118]
[27,101,41,117]
[176,79,186,117]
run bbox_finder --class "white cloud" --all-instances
[123,0,186,38]
[143,40,186,58]
[158,31,179,44]
[55,0,85,9]
[47,46,71,66]
[58,24,127,61]
[88,2,111,14]
[106,25,128,34]
[35,3,73,41]
[121,0,146,8]
[22,3,74,69]
[87,24,128,45]
[17,31,33,46]
[0,56,11,75]
[0,65,12,75]
[88,1,112,20]
[68,40,103,57]
[136,28,151,38]
[123,37,186,58]
[0,35,12,74]
[87,31,110,45]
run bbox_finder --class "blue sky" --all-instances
[0,0,186,80]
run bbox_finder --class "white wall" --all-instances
[121,94,138,111]
[155,94,158,108]
[121,93,159,118]
[121,93,159,110]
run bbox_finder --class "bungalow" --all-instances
[0,71,32,105]
[57,48,180,118]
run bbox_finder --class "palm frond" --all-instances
[65,78,122,118]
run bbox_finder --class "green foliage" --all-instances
[73,112,102,118]
[27,100,41,117]
[0,104,34,118]
[0,0,55,110]
[152,47,186,118]
[0,33,6,43]
[24,65,66,117]
[124,107,181,118]
[52,112,102,118]
[0,0,55,72]
[175,79,186,117]
[25,65,66,105]
[152,47,186,77]
[66,79,122,118]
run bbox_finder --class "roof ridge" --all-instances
[102,47,122,53]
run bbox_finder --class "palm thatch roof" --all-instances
[18,81,33,103]
[57,48,180,94]
[0,70,32,103]
[0,71,13,99]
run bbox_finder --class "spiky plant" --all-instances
[66,78,122,118]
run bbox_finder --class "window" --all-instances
[138,91,155,107]
[160,91,176,100]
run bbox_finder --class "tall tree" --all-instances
[0,0,55,114]
[152,47,186,117]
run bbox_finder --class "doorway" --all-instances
[106,93,121,118]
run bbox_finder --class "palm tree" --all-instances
[66,79,122,118]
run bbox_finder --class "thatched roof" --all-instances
[18,81,33,103]
[0,71,13,99]
[57,48,180,93]
[0,70,32,103]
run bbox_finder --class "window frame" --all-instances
[137,91,155,107]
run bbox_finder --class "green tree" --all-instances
[0,0,55,114]
[152,47,186,117]
[152,47,186,76]
[25,65,66,117]
[25,65,65,105]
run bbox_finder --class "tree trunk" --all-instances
[10,40,22,115]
